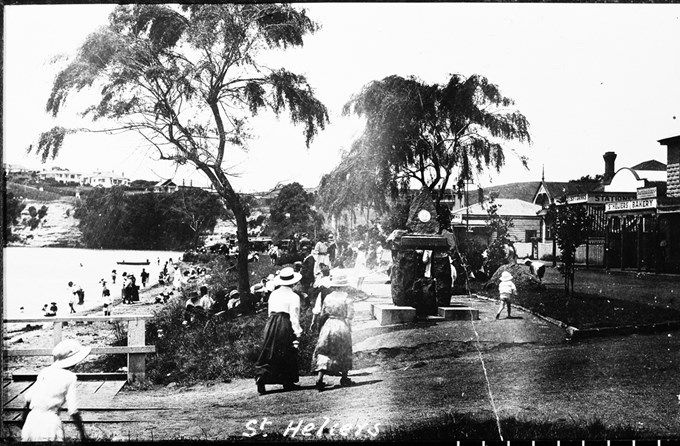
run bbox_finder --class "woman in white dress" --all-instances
[312,273,355,390]
[21,339,90,441]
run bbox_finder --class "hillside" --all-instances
[8,199,82,248]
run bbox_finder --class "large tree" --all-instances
[319,74,530,223]
[547,199,593,296]
[267,182,322,240]
[30,4,328,296]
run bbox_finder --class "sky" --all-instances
[4,3,680,193]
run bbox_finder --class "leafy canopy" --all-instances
[74,187,224,250]
[32,4,328,201]
[318,74,530,217]
[267,182,323,240]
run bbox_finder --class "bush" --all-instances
[146,294,316,385]
[276,251,303,266]
[458,239,486,272]
[182,251,220,263]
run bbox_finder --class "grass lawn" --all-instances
[478,266,680,329]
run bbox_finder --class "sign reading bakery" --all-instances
[605,198,658,213]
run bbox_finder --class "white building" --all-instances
[39,168,82,184]
[81,171,130,188]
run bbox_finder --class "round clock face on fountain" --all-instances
[417,209,431,223]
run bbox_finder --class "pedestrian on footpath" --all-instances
[496,271,517,319]
[255,267,303,395]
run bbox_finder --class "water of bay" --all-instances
[3,247,183,318]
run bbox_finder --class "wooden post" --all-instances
[604,216,609,270]
[637,216,643,271]
[127,319,146,382]
[552,237,557,267]
[620,217,626,270]
[52,321,63,347]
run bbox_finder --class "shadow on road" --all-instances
[317,379,383,392]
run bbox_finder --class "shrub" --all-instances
[146,294,316,385]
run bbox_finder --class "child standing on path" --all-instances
[496,271,517,319]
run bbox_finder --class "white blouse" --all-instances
[267,286,302,337]
[24,366,79,415]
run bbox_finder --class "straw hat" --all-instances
[329,272,350,287]
[276,267,302,286]
[500,271,514,282]
[52,339,91,369]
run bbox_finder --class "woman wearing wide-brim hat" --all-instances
[21,339,90,441]
[311,271,355,390]
[254,266,303,394]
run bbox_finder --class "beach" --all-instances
[4,268,175,375]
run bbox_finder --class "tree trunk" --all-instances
[233,205,251,299]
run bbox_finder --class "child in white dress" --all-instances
[21,339,90,441]
[496,271,517,319]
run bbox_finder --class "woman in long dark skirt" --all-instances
[255,267,303,394]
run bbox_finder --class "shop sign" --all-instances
[566,194,588,204]
[636,187,657,199]
[605,198,657,213]
[566,193,634,204]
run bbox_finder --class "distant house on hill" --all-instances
[39,167,83,184]
[82,171,130,188]
[153,179,178,194]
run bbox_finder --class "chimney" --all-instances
[603,151,617,182]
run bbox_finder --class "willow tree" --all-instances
[30,4,328,296]
[316,147,391,229]
[329,74,530,216]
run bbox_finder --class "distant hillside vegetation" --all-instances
[6,182,75,203]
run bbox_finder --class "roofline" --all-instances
[658,134,680,145]
[612,167,642,181]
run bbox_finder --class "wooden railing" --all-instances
[3,314,155,382]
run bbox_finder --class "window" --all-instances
[525,230,538,242]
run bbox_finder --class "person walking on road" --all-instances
[496,271,517,319]
[312,272,355,390]
[255,267,303,395]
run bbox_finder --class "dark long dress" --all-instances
[255,312,299,385]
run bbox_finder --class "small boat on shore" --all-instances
[117,260,150,266]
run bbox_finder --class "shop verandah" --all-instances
[604,209,680,274]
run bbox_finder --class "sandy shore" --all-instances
[3,280,171,375]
